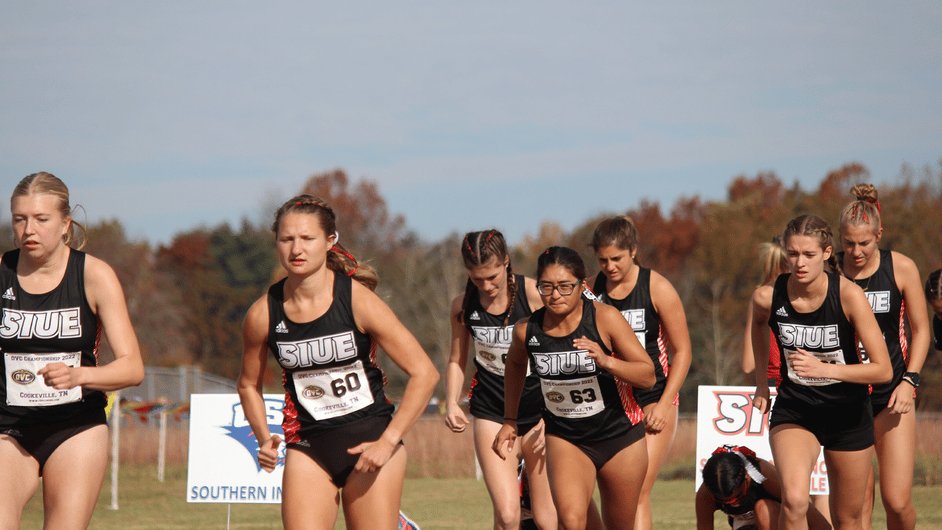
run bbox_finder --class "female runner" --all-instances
[751,214,892,530]
[587,215,692,530]
[742,236,788,381]
[237,195,439,530]
[836,185,929,530]
[927,269,942,351]
[0,172,145,529]
[696,445,830,530]
[493,246,655,530]
[444,229,558,530]
[741,236,832,525]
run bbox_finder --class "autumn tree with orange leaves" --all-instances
[63,160,940,409]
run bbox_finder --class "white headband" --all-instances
[733,451,766,484]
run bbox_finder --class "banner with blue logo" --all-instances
[186,394,286,504]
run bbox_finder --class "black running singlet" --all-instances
[464,274,541,426]
[768,272,866,406]
[837,249,908,405]
[0,249,105,426]
[525,300,643,443]
[267,272,393,442]
[591,268,671,406]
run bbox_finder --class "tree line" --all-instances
[3,163,939,410]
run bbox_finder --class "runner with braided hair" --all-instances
[445,229,559,530]
[751,214,892,530]
[742,235,833,525]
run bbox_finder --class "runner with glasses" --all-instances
[445,230,567,530]
[494,246,655,530]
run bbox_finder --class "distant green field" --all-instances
[20,464,942,529]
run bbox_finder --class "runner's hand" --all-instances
[788,349,830,379]
[37,362,82,390]
[258,435,282,473]
[886,381,915,414]
[528,419,546,455]
[752,384,771,415]
[349,436,397,473]
[445,404,470,433]
[643,402,670,434]
[492,421,518,460]
[575,336,612,371]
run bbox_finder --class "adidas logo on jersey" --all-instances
[469,311,481,321]
[776,307,788,317]
[275,321,289,334]
[528,336,540,346]
[1,288,14,301]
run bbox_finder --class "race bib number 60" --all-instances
[292,360,374,420]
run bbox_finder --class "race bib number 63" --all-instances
[541,376,605,418]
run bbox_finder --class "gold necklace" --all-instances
[845,252,878,291]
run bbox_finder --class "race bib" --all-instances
[473,340,532,377]
[856,331,886,364]
[731,511,758,530]
[474,340,509,376]
[5,352,82,407]
[292,360,374,421]
[784,348,844,386]
[540,376,605,418]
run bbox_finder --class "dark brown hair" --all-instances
[589,215,641,265]
[457,229,517,326]
[927,269,942,302]
[537,246,587,283]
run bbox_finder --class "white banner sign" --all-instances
[695,386,829,495]
[186,394,286,504]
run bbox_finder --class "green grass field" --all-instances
[19,464,942,529]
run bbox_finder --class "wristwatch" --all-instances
[902,372,920,388]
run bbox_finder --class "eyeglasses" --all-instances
[536,282,581,296]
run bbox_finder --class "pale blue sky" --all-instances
[2,2,940,246]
